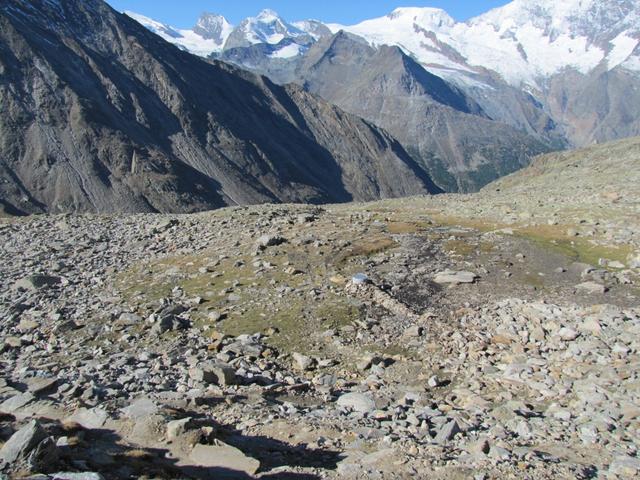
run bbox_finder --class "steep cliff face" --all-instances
[0,0,436,215]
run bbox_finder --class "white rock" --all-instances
[336,392,376,413]
[292,352,316,371]
[557,327,579,341]
[166,417,192,440]
[351,273,369,285]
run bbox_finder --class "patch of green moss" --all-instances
[520,273,546,288]
[114,243,366,354]
[515,227,634,268]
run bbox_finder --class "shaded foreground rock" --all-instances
[0,420,56,473]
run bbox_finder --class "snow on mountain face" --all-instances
[268,42,305,59]
[327,8,472,74]
[124,12,181,39]
[291,20,332,41]
[125,1,639,83]
[124,11,231,56]
[331,0,640,86]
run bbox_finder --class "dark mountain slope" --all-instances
[293,32,552,192]
[0,0,436,215]
[211,30,553,192]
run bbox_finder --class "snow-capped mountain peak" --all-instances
[330,0,640,87]
[224,9,305,49]
[291,19,332,41]
[387,7,455,29]
[255,9,281,23]
[192,12,233,44]
[124,11,231,56]
[124,11,182,39]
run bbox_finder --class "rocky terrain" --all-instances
[0,0,436,216]
[1,137,639,479]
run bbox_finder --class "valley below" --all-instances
[1,139,639,479]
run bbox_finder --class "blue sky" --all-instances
[106,1,511,28]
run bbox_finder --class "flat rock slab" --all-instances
[121,397,159,420]
[65,408,109,430]
[51,474,106,480]
[189,442,260,476]
[27,377,58,396]
[434,271,478,284]
[576,281,608,294]
[608,455,640,476]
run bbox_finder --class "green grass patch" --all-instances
[429,214,633,268]
[331,234,399,265]
[114,243,366,354]
[515,225,634,268]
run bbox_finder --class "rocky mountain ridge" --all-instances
[213,30,554,192]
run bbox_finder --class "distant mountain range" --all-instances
[0,0,437,215]
[127,1,640,191]
[128,1,640,90]
[1,0,638,215]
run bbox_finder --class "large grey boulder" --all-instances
[434,419,461,445]
[336,392,376,413]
